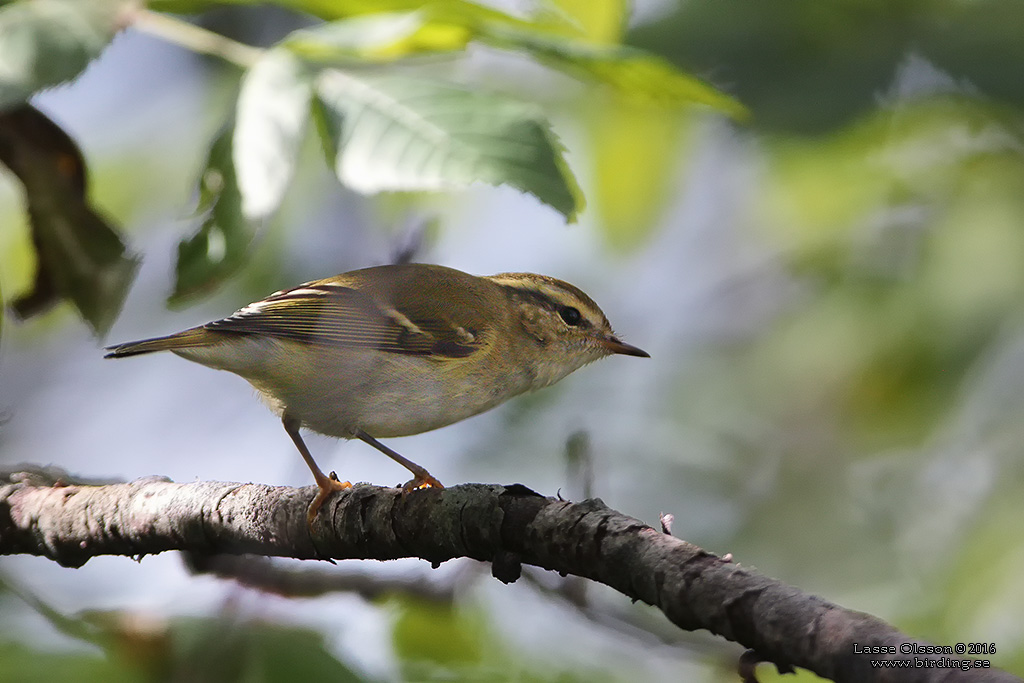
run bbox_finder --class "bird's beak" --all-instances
[600,336,650,358]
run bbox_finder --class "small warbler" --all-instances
[106,263,648,523]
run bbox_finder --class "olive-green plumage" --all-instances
[106,263,647,524]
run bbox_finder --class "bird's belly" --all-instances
[175,336,524,439]
[178,337,514,438]
[274,356,508,438]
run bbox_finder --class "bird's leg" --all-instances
[283,415,351,525]
[354,429,444,492]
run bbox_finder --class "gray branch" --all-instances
[0,466,1017,683]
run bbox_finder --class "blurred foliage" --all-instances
[171,124,250,306]
[752,93,1024,449]
[629,0,1024,134]
[0,641,144,683]
[542,0,628,44]
[645,44,1024,677]
[0,105,138,334]
[0,573,362,683]
[586,97,691,250]
[0,584,625,683]
[0,0,124,110]
[390,596,616,682]
[3,0,1024,680]
[0,0,743,316]
[0,612,362,683]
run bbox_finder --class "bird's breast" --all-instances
[176,336,533,439]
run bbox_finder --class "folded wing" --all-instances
[206,282,482,359]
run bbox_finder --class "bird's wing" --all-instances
[204,281,483,358]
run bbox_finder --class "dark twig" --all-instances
[183,552,460,603]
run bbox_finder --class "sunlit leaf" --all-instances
[281,11,471,62]
[542,0,628,44]
[392,599,486,669]
[483,27,748,118]
[234,48,311,220]
[243,0,544,29]
[589,99,690,248]
[0,105,138,335]
[0,0,124,111]
[139,0,213,13]
[170,125,254,305]
[390,596,619,682]
[149,0,559,33]
[313,70,583,221]
[274,7,742,119]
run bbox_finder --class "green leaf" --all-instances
[166,617,362,682]
[588,99,691,249]
[312,70,583,221]
[392,600,486,671]
[234,48,312,220]
[483,27,749,119]
[150,0,562,33]
[170,125,254,306]
[281,11,472,62]
[541,0,629,43]
[0,105,138,335]
[235,0,547,30]
[390,596,619,682]
[0,641,143,683]
[0,0,123,111]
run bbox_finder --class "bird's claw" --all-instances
[306,476,352,526]
[400,474,444,493]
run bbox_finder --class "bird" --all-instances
[105,263,649,524]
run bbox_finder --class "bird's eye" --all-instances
[559,306,582,326]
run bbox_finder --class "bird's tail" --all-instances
[104,327,212,358]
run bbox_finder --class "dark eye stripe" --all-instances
[496,282,597,330]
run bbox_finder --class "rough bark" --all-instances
[0,467,1017,683]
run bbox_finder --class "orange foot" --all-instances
[401,473,444,493]
[307,471,352,526]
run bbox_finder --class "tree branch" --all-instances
[0,467,1017,683]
